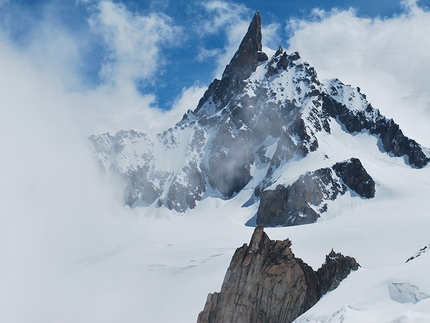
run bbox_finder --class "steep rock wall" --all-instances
[197,226,359,323]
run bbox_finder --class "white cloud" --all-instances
[0,0,196,136]
[286,3,430,146]
[0,8,206,315]
[0,30,136,320]
[196,47,222,61]
[169,84,207,117]
[200,0,249,33]
[88,1,181,85]
[73,0,216,135]
[262,22,281,50]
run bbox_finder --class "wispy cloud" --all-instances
[199,0,250,33]
[88,1,181,84]
[0,0,204,136]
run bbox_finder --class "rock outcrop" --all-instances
[317,250,360,295]
[256,158,375,227]
[406,244,430,263]
[197,226,359,323]
[332,157,375,199]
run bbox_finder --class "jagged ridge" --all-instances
[89,12,429,217]
[197,226,359,323]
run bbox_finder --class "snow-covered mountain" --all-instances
[90,12,429,223]
[4,11,430,323]
[83,12,430,323]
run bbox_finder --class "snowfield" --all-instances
[2,113,430,323]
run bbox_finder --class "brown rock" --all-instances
[197,226,359,323]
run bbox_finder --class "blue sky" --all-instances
[1,0,430,138]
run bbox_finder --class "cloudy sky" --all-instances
[1,0,430,142]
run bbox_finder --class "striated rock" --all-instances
[256,158,375,227]
[197,226,359,323]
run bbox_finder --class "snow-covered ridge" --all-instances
[89,44,429,215]
[89,12,429,217]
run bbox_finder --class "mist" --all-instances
[0,3,205,318]
[0,30,131,321]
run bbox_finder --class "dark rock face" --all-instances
[317,250,360,295]
[195,11,263,111]
[256,170,342,227]
[166,162,206,211]
[190,11,267,198]
[256,158,375,227]
[197,226,359,323]
[206,123,255,197]
[321,92,429,168]
[332,157,375,199]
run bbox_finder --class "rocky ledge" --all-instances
[197,226,359,323]
[256,158,375,227]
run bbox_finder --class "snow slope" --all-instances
[2,115,430,322]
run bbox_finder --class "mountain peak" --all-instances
[220,10,265,89]
[230,11,263,63]
[90,12,430,215]
[194,11,267,111]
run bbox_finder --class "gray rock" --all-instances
[317,249,360,295]
[256,158,375,227]
[332,157,375,198]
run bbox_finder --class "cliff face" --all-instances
[197,226,359,323]
[256,158,376,227]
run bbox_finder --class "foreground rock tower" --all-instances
[197,226,359,323]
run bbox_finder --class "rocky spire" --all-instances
[194,11,268,111]
[220,11,266,89]
[197,226,360,323]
